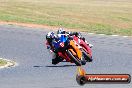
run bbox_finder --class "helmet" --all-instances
[78,32,82,38]
[57,28,66,34]
[46,32,55,40]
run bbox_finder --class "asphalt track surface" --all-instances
[0,24,132,88]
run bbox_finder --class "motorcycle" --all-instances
[52,34,85,66]
[73,35,92,62]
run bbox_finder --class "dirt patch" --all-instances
[0,21,81,32]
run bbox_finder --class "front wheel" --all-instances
[82,49,92,62]
[66,50,82,66]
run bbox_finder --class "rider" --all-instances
[46,32,63,65]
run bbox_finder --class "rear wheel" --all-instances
[66,50,82,66]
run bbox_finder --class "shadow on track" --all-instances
[33,66,43,68]
[33,65,77,68]
[45,65,77,67]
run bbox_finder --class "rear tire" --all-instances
[81,60,86,65]
[66,50,82,66]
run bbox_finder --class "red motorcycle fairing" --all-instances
[73,35,92,57]
[58,51,71,62]
[80,39,92,57]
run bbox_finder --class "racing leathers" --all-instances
[46,35,63,65]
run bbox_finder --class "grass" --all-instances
[0,59,7,66]
[0,0,132,36]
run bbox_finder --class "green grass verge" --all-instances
[0,0,132,36]
[0,59,7,66]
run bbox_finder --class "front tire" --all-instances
[82,49,92,62]
[66,50,82,66]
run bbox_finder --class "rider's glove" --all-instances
[68,36,73,40]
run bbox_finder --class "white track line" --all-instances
[86,32,131,38]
